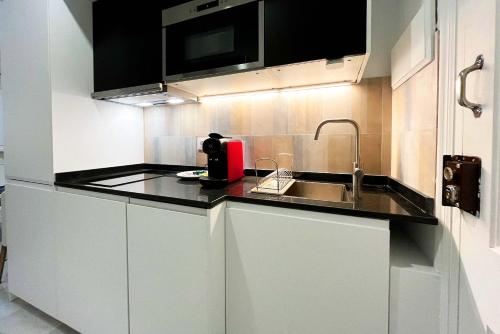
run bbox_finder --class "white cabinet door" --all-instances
[54,191,129,334]
[226,204,390,334]
[5,183,58,317]
[1,0,54,183]
[127,204,225,334]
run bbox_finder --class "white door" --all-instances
[449,0,500,332]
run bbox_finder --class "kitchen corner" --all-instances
[0,0,453,334]
[54,164,437,226]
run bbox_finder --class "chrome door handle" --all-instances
[457,55,484,118]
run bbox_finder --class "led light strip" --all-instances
[200,81,355,101]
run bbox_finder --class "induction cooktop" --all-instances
[87,173,164,188]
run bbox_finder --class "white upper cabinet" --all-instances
[0,0,144,183]
[1,0,54,184]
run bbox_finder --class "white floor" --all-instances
[0,285,78,334]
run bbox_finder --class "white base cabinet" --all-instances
[389,229,440,334]
[6,184,129,334]
[127,202,225,334]
[6,184,58,317]
[226,203,390,334]
[7,184,397,334]
[53,190,129,334]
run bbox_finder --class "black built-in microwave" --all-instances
[162,0,264,82]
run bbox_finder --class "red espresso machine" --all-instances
[200,133,244,188]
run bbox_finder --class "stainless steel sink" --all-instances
[283,181,351,203]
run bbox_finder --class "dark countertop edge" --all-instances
[56,165,434,214]
[54,182,438,226]
[386,177,435,215]
[54,164,437,225]
[223,196,438,225]
[54,181,217,209]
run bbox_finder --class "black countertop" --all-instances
[55,164,438,226]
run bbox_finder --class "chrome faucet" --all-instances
[314,119,364,200]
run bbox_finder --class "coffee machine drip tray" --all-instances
[199,176,228,189]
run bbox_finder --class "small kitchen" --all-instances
[0,0,446,333]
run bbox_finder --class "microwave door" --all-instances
[163,0,264,82]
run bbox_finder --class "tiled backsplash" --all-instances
[144,77,392,175]
[391,52,438,197]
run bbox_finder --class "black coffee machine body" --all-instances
[200,133,244,188]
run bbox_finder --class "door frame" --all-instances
[436,0,500,333]
[435,0,461,332]
[491,1,500,250]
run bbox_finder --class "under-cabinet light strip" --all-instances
[199,81,355,101]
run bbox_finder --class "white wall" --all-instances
[0,0,144,178]
[49,0,144,173]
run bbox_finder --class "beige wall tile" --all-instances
[414,59,438,131]
[351,81,368,134]
[251,94,276,136]
[391,54,439,197]
[285,94,309,134]
[272,135,294,156]
[196,102,215,136]
[181,105,198,137]
[381,133,392,176]
[390,131,402,179]
[351,78,384,135]
[360,134,382,175]
[230,99,252,135]
[319,86,355,135]
[144,77,392,177]
[299,135,329,172]
[365,78,383,134]
[382,77,392,134]
[417,129,437,197]
[327,135,355,173]
[253,136,275,169]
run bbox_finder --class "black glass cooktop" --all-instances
[87,173,164,188]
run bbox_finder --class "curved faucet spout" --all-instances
[314,119,363,200]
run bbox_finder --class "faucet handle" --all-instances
[352,161,363,173]
[354,167,364,178]
[352,166,364,201]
